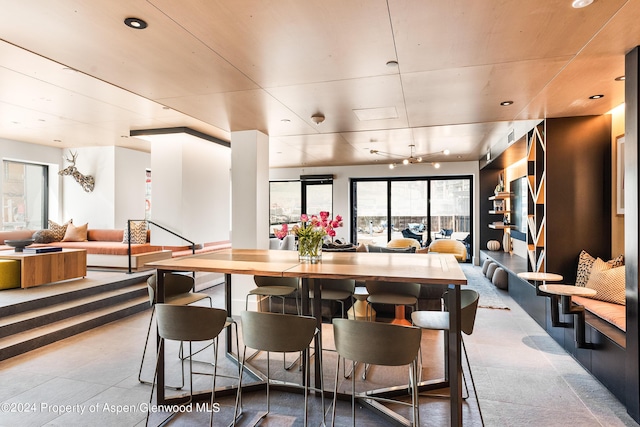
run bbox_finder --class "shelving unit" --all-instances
[488,192,512,231]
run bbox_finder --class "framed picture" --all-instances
[617,135,625,215]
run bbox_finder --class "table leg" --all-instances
[156,269,166,404]
[225,273,232,352]
[391,306,411,326]
[447,284,462,426]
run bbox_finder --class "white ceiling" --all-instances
[0,0,636,168]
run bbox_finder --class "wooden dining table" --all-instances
[147,248,467,426]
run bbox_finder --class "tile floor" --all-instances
[0,269,638,426]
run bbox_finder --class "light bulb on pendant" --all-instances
[389,163,395,169]
[433,163,441,169]
[403,159,409,165]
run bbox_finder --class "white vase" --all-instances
[502,232,511,253]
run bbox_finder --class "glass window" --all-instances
[269,181,301,227]
[430,178,471,241]
[354,181,388,246]
[303,182,332,215]
[391,180,429,241]
[352,176,472,254]
[2,161,48,230]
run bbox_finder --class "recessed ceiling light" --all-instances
[500,100,514,106]
[281,119,291,123]
[589,94,604,99]
[572,0,594,8]
[386,60,398,67]
[615,76,625,81]
[124,17,148,29]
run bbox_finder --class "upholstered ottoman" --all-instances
[0,259,21,290]
[492,267,509,290]
[485,262,498,280]
[482,259,493,275]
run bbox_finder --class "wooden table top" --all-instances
[517,271,563,282]
[0,248,86,258]
[147,249,467,285]
[539,284,597,297]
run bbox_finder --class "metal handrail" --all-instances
[126,219,196,274]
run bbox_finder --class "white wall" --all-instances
[115,147,150,228]
[151,136,230,245]
[270,161,481,263]
[61,146,114,228]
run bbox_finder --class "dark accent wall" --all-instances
[545,116,612,283]
[624,46,640,423]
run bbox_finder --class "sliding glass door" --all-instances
[351,176,472,253]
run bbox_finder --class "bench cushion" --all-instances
[573,295,625,332]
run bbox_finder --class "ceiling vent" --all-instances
[507,129,515,145]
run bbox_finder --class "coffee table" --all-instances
[0,248,87,288]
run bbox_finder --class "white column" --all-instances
[230,130,270,313]
[150,135,231,246]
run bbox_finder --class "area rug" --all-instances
[460,263,510,310]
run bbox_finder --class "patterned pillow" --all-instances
[32,229,56,244]
[608,254,625,268]
[585,265,625,305]
[575,250,624,287]
[62,222,88,242]
[122,221,148,244]
[575,250,595,286]
[48,219,72,242]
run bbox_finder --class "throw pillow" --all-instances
[356,243,368,252]
[585,265,625,305]
[123,221,148,244]
[62,222,88,242]
[575,250,624,287]
[32,229,56,244]
[48,219,72,242]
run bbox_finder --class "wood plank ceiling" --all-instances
[0,0,637,168]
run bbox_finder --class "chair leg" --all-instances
[139,306,184,389]
[233,345,247,426]
[331,355,340,427]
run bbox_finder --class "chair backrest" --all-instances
[310,278,356,294]
[253,275,299,289]
[442,228,453,238]
[333,319,421,366]
[147,273,195,304]
[365,280,421,299]
[428,239,468,262]
[156,304,228,342]
[240,311,316,353]
[280,234,296,250]
[269,238,281,249]
[387,238,421,249]
[444,289,479,335]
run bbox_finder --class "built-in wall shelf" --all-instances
[489,224,513,230]
[489,210,511,215]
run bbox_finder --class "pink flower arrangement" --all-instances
[273,223,288,240]
[293,211,343,239]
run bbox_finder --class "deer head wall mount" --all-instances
[59,150,95,193]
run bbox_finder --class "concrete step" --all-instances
[0,283,148,339]
[0,296,149,362]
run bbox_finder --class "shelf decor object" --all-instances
[4,239,34,252]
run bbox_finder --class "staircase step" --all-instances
[0,296,149,362]
[0,283,148,338]
[0,271,153,318]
